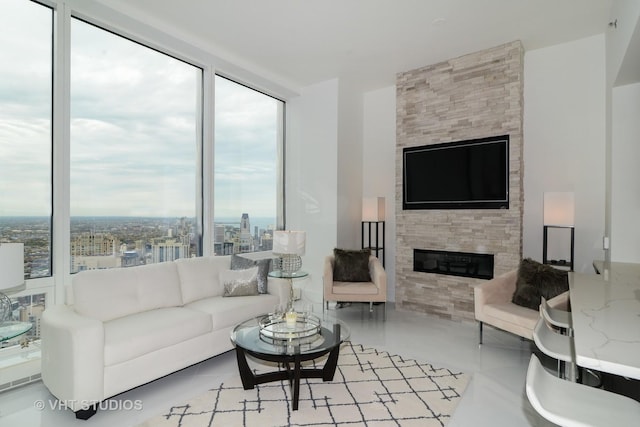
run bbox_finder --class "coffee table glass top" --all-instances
[231,313,349,356]
[0,321,32,342]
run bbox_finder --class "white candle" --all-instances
[285,311,297,328]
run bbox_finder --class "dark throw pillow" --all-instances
[333,248,371,282]
[231,254,271,294]
[512,258,569,310]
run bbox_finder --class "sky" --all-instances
[0,0,280,220]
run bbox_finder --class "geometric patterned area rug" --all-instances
[139,342,470,427]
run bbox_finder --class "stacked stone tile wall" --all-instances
[395,41,524,322]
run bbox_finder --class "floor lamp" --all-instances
[543,192,575,271]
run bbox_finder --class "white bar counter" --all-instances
[569,262,640,380]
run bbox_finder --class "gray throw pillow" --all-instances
[511,258,569,310]
[231,254,271,294]
[221,267,259,297]
[333,248,371,282]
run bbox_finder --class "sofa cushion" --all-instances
[221,267,259,297]
[331,281,379,295]
[73,262,182,322]
[512,258,569,310]
[483,302,540,328]
[186,294,278,331]
[333,248,371,282]
[175,255,231,304]
[231,254,271,294]
[103,307,212,366]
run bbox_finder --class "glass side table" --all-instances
[268,270,308,309]
[268,270,308,279]
[0,321,32,342]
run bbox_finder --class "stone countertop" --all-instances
[569,262,640,380]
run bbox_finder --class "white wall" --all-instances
[605,1,640,265]
[363,86,397,302]
[336,80,365,249]
[287,79,339,304]
[607,0,640,87]
[523,35,607,272]
[611,82,640,262]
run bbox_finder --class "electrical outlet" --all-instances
[292,288,301,300]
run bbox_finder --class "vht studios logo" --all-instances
[34,399,143,411]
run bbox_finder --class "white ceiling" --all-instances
[95,0,612,92]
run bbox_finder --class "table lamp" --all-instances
[272,230,306,275]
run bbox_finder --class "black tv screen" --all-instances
[403,135,509,210]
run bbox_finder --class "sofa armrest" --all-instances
[368,256,387,295]
[41,305,105,411]
[473,270,518,320]
[323,256,334,297]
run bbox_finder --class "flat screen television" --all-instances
[403,135,509,210]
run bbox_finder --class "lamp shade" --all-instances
[362,197,385,222]
[272,231,306,255]
[543,192,575,227]
[0,243,25,291]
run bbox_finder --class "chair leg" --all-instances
[479,321,483,345]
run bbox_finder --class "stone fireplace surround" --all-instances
[395,41,524,322]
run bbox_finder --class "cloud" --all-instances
[1,1,282,221]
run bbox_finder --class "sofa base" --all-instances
[75,405,97,420]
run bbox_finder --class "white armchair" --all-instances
[474,269,569,344]
[323,254,387,319]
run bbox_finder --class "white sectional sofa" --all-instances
[41,255,289,419]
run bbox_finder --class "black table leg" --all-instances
[232,323,344,411]
[322,324,341,381]
[235,346,255,390]
[292,356,302,410]
[322,344,341,381]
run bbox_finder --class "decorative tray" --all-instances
[259,313,321,343]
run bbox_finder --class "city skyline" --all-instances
[0,212,277,278]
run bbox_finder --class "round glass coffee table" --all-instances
[230,313,350,410]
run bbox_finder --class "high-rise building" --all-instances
[70,232,118,257]
[239,213,253,253]
[70,232,121,272]
[151,237,189,263]
[214,224,225,244]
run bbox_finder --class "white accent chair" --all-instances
[323,254,386,319]
[525,354,640,427]
[473,269,569,344]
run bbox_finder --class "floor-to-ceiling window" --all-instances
[0,0,52,280]
[213,75,284,255]
[0,0,52,350]
[0,0,286,372]
[69,18,201,272]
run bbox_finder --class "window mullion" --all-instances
[202,67,215,257]
[52,1,72,303]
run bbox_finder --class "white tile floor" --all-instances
[0,303,555,427]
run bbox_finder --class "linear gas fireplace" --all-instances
[413,249,494,280]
